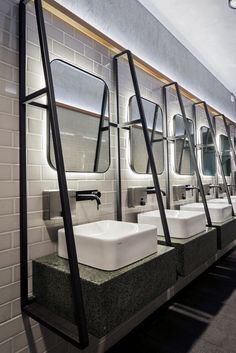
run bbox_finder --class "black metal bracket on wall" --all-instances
[19,0,88,349]
[163,83,213,227]
[113,49,172,247]
[193,102,234,216]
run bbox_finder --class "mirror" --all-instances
[220,134,231,176]
[129,96,164,174]
[173,114,194,175]
[48,60,110,172]
[200,126,216,176]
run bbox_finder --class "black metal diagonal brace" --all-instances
[164,83,212,227]
[113,50,171,247]
[93,85,109,172]
[221,114,236,168]
[194,102,234,216]
[19,0,88,349]
[146,105,159,174]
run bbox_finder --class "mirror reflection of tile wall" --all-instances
[49,60,110,173]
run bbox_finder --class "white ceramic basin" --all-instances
[208,198,236,213]
[58,220,157,271]
[138,209,206,239]
[180,202,232,224]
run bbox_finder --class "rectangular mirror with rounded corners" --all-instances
[220,134,231,176]
[173,114,194,175]
[200,126,216,176]
[129,96,164,174]
[48,59,110,173]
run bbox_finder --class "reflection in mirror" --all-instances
[129,96,164,174]
[200,126,216,176]
[173,114,194,175]
[48,60,110,172]
[220,134,231,176]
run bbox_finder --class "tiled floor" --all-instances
[108,248,236,353]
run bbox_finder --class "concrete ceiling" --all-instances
[138,0,236,96]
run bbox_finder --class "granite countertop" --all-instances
[34,244,174,285]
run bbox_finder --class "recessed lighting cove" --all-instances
[229,0,236,9]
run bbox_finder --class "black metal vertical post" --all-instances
[194,102,234,215]
[114,50,171,246]
[19,0,29,309]
[164,83,212,227]
[163,87,171,209]
[93,85,108,172]
[212,115,219,198]
[113,58,123,221]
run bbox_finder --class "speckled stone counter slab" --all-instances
[33,245,176,338]
[158,227,217,277]
[213,217,236,249]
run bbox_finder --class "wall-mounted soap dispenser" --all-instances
[128,187,147,207]
[173,185,186,202]
[203,184,211,196]
[43,190,76,220]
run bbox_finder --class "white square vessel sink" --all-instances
[208,198,236,213]
[180,202,232,224]
[58,220,157,271]
[138,209,206,239]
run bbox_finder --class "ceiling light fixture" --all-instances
[229,0,236,9]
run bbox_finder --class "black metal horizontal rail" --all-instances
[122,119,142,127]
[164,83,212,227]
[29,102,48,110]
[194,102,234,216]
[22,87,47,103]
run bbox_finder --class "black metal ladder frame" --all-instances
[19,0,89,348]
[194,102,234,216]
[163,83,213,227]
[113,50,171,246]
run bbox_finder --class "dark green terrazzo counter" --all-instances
[212,217,236,249]
[33,245,176,338]
[158,227,218,276]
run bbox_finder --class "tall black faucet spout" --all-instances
[76,190,101,210]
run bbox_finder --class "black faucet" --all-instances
[76,190,101,210]
[185,185,200,192]
[209,184,223,192]
[146,186,166,196]
[160,189,166,196]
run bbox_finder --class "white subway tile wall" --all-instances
[0,1,231,352]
